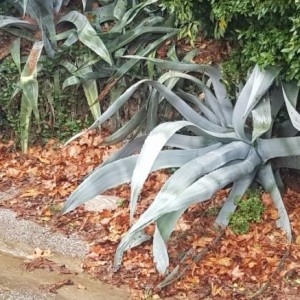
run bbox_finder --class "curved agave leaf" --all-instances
[17,0,57,56]
[93,4,116,29]
[18,41,43,153]
[251,96,272,142]
[59,11,112,65]
[146,71,181,131]
[264,85,284,138]
[0,16,35,29]
[156,209,185,242]
[111,0,158,32]
[130,121,216,221]
[114,148,261,271]
[123,55,233,125]
[62,148,213,214]
[176,90,220,125]
[82,78,101,121]
[147,88,159,131]
[113,31,177,79]
[67,74,236,143]
[88,79,150,130]
[258,164,291,241]
[282,82,300,131]
[257,136,300,162]
[100,107,147,146]
[161,71,227,127]
[166,134,214,149]
[100,136,147,168]
[146,50,200,130]
[153,173,255,273]
[62,75,81,88]
[146,76,226,134]
[149,70,226,127]
[232,65,280,141]
[114,0,127,21]
[214,173,255,228]
[137,16,165,27]
[54,29,78,43]
[10,38,21,74]
[60,59,101,121]
[86,78,234,141]
[107,27,176,53]
[101,133,216,170]
[153,227,169,275]
[134,141,250,242]
[149,81,236,140]
[152,142,250,213]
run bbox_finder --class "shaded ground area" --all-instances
[1,134,300,299]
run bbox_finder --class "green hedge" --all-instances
[162,0,300,85]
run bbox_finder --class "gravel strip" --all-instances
[0,287,55,300]
[0,208,88,258]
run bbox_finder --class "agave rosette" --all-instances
[62,60,300,274]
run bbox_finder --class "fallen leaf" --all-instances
[231,265,245,280]
[40,279,74,293]
[20,189,43,198]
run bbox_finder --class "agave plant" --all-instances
[2,0,178,151]
[62,60,300,275]
[0,0,111,59]
[9,38,44,153]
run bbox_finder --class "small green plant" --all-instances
[205,206,220,217]
[229,190,264,234]
[117,198,126,207]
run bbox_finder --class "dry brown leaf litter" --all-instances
[1,133,300,299]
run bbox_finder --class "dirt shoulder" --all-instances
[0,207,128,300]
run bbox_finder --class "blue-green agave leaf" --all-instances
[282,82,300,131]
[257,136,300,162]
[62,148,212,214]
[258,164,291,241]
[214,174,255,228]
[251,96,272,142]
[59,11,112,65]
[153,227,169,275]
[100,107,147,146]
[232,65,280,141]
[130,121,208,222]
[114,148,261,270]
[123,56,233,126]
[176,90,220,125]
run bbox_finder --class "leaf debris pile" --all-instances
[21,256,73,275]
[1,135,300,299]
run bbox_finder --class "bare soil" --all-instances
[0,251,127,300]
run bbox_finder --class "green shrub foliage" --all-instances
[162,0,300,85]
[161,0,214,40]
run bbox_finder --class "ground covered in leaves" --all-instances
[1,133,300,299]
